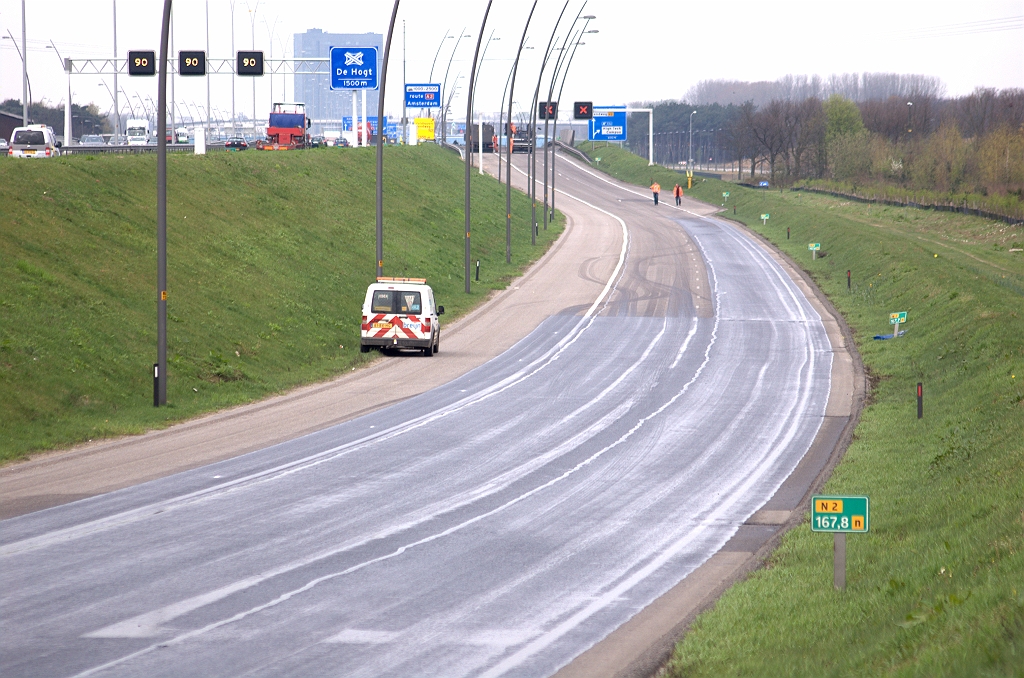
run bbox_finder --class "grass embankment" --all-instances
[583,143,1024,675]
[0,145,561,463]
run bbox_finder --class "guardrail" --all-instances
[554,140,591,163]
[59,143,228,155]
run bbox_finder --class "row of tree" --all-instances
[1,100,111,139]
[627,76,1024,199]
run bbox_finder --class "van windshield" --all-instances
[127,127,146,137]
[13,130,45,145]
[371,290,422,315]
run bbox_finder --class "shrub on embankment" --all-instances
[0,145,560,462]
[584,143,1024,675]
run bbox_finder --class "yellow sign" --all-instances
[815,498,843,513]
[414,117,435,141]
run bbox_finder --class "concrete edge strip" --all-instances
[554,203,867,678]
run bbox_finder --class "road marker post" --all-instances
[847,269,851,290]
[889,311,907,338]
[812,495,869,590]
[917,382,923,419]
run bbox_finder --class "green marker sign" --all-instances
[811,496,869,532]
[760,213,769,220]
[889,311,907,324]
[723,191,730,197]
[808,243,821,251]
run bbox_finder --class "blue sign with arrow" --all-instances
[330,46,378,90]
[405,83,441,108]
[589,106,627,142]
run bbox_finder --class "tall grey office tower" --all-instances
[293,29,383,134]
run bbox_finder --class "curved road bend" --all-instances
[0,154,833,677]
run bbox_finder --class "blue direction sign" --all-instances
[589,106,627,141]
[330,46,379,90]
[405,83,441,108]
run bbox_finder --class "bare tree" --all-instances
[746,99,790,183]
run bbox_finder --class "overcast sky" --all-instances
[1,0,1021,124]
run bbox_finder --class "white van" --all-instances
[360,277,444,356]
[8,125,62,158]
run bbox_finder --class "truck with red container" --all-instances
[256,102,311,151]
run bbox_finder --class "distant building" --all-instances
[293,29,383,132]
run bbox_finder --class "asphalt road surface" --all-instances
[0,153,833,677]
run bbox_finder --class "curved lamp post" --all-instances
[464,1,493,293]
[528,0,572,245]
[688,109,697,171]
[441,28,470,143]
[376,1,400,278]
[549,26,596,219]
[542,7,590,231]
[503,2,538,263]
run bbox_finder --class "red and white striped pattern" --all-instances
[361,314,430,340]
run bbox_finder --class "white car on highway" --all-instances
[8,125,62,158]
[360,277,443,356]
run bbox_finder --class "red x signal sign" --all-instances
[539,101,558,120]
[574,101,593,119]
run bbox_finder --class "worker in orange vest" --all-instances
[673,183,683,206]
[650,180,661,206]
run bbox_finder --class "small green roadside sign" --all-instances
[811,495,869,532]
[760,213,769,220]
[889,311,907,325]
[808,243,821,251]
[723,191,730,197]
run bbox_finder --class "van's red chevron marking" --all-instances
[361,314,427,339]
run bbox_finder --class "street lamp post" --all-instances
[465,1,493,294]
[441,29,470,143]
[528,0,572,245]
[472,32,499,174]
[550,26,596,220]
[3,30,32,125]
[156,0,172,406]
[21,0,27,125]
[504,1,538,264]
[375,0,400,278]
[542,8,591,229]
[113,0,119,144]
[689,109,697,171]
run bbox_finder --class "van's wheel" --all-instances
[360,344,370,353]
[423,340,434,357]
[434,334,440,354]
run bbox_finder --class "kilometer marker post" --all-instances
[812,495,869,591]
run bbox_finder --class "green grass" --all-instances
[0,145,561,462]
[582,144,1024,676]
